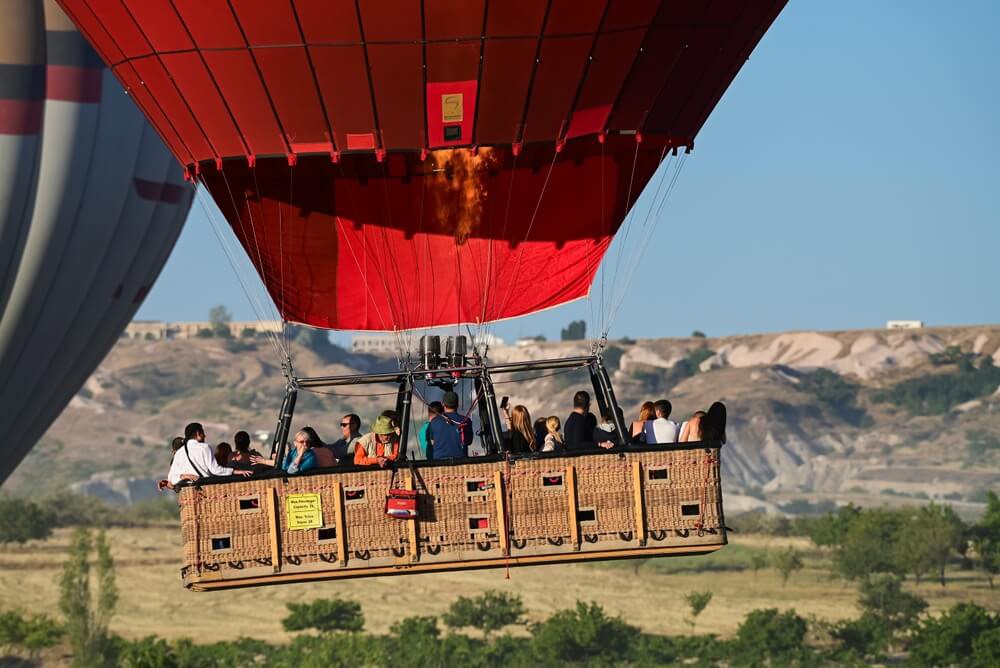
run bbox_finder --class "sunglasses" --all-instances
[340,422,351,427]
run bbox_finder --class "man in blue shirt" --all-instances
[427,392,473,460]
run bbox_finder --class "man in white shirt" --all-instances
[647,399,680,444]
[168,422,251,485]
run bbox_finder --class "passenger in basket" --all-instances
[645,399,680,444]
[502,404,537,453]
[215,442,233,467]
[229,430,259,470]
[679,410,707,443]
[700,402,727,444]
[592,410,621,449]
[564,390,597,450]
[282,428,320,474]
[427,391,473,461]
[157,436,194,491]
[631,401,655,443]
[542,416,565,452]
[381,409,403,437]
[417,402,444,459]
[302,426,336,468]
[354,415,400,467]
[167,422,252,486]
[533,418,548,450]
[330,414,362,462]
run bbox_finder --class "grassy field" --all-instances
[0,527,996,645]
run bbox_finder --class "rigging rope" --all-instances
[194,179,288,365]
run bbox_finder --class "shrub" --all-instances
[858,574,926,634]
[442,590,525,639]
[282,598,364,634]
[873,356,1000,415]
[530,601,638,664]
[794,368,868,426]
[735,608,809,664]
[683,591,713,632]
[832,612,890,658]
[0,497,56,544]
[772,547,804,587]
[972,627,1000,667]
[0,610,63,657]
[908,603,999,667]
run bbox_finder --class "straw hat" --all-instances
[372,415,396,436]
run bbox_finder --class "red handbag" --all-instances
[385,467,419,519]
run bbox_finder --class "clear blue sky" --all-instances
[137,1,999,348]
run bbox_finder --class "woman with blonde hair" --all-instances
[631,401,655,443]
[542,416,565,452]
[503,404,537,453]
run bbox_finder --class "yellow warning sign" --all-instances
[442,93,464,123]
[286,493,323,530]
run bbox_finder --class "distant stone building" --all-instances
[123,320,282,340]
[351,335,398,354]
[886,320,923,330]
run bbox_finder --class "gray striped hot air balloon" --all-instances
[0,0,193,484]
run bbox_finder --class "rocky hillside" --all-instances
[5,325,999,510]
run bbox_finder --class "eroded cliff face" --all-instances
[6,326,1000,504]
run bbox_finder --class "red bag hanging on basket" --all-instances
[385,467,419,520]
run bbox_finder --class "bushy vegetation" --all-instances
[794,368,870,426]
[873,355,1000,415]
[0,493,179,545]
[0,610,63,659]
[0,497,57,543]
[631,347,715,394]
[560,320,586,341]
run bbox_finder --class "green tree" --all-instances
[836,574,928,654]
[442,590,525,640]
[832,508,906,580]
[282,598,364,634]
[908,603,999,667]
[683,591,713,632]
[807,503,862,547]
[772,547,803,587]
[735,608,809,664]
[59,529,118,667]
[858,574,927,634]
[530,601,637,664]
[972,627,1000,668]
[971,491,1000,589]
[208,304,233,338]
[560,320,586,341]
[0,497,56,544]
[691,330,706,338]
[894,504,965,586]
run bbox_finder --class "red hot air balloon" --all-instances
[56,0,785,333]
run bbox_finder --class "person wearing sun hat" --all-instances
[353,414,401,467]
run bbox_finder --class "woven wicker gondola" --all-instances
[179,443,725,591]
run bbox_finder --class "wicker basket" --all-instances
[179,445,726,591]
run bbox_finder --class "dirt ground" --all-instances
[1,528,996,644]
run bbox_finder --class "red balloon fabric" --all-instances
[57,0,786,330]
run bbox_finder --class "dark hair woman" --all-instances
[701,402,727,444]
